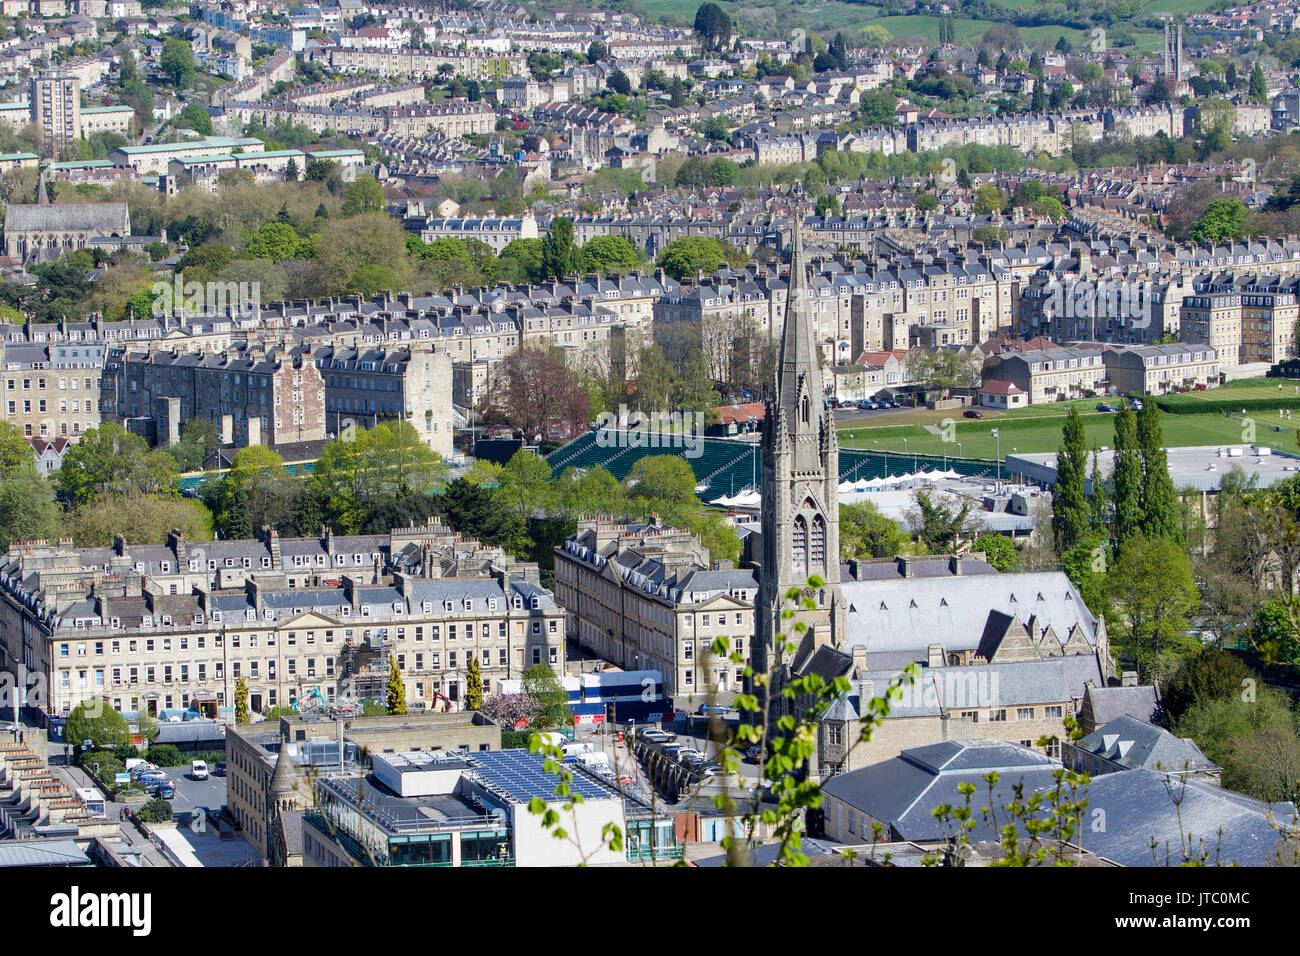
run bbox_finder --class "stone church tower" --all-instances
[754,212,845,711]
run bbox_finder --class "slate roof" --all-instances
[822,739,1063,842]
[1075,715,1217,774]
[1078,770,1293,867]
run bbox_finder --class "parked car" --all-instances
[1096,403,1116,412]
[696,703,728,716]
[190,759,209,781]
[638,729,675,745]
[617,774,636,787]
[963,409,984,418]
[156,781,175,799]
[135,769,167,785]
[214,761,227,777]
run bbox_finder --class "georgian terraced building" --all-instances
[0,521,565,721]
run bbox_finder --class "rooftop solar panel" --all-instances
[470,750,614,803]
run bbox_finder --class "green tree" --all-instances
[245,221,308,261]
[159,38,195,89]
[974,532,1020,572]
[235,677,250,724]
[521,663,571,729]
[1087,448,1108,534]
[693,2,733,53]
[1052,406,1089,552]
[840,501,906,559]
[908,489,974,553]
[179,104,212,135]
[1249,63,1267,103]
[386,655,408,715]
[1163,645,1257,721]
[1137,402,1181,543]
[541,215,581,281]
[1190,198,1252,243]
[1251,600,1300,664]
[66,699,131,750]
[57,423,178,504]
[914,193,939,213]
[1109,535,1198,671]
[465,654,484,711]
[623,455,698,505]
[495,448,555,521]
[655,236,729,280]
[0,422,58,549]
[1112,405,1144,549]
[580,235,640,274]
[341,173,386,215]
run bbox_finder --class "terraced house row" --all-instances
[0,520,565,721]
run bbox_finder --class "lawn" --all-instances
[837,384,1300,460]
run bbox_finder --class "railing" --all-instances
[625,844,684,863]
[461,856,514,867]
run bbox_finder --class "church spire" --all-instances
[777,208,822,424]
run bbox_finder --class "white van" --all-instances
[190,759,209,780]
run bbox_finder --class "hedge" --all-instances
[1155,395,1300,415]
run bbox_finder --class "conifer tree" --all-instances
[386,655,407,715]
[1137,402,1182,542]
[1088,447,1108,534]
[465,654,484,711]
[1052,406,1089,552]
[1112,404,1144,549]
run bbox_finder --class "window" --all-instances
[989,709,1007,722]
[1044,705,1063,718]
[1016,707,1034,721]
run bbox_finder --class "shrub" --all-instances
[136,798,172,823]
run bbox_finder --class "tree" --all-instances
[1052,406,1089,552]
[656,236,729,280]
[495,449,556,521]
[607,69,632,96]
[1189,198,1252,243]
[1109,535,1198,666]
[840,501,906,558]
[159,37,195,89]
[1137,402,1181,543]
[1088,448,1108,535]
[136,798,173,823]
[586,39,608,62]
[386,655,407,715]
[624,455,699,506]
[245,222,308,261]
[1112,405,1144,549]
[66,699,131,750]
[693,3,733,54]
[465,654,484,711]
[304,158,337,182]
[540,216,581,281]
[974,533,1020,572]
[64,493,213,547]
[488,347,590,442]
[1249,63,1267,103]
[235,677,250,724]
[580,235,640,274]
[521,663,571,729]
[973,183,1003,214]
[57,424,178,504]
[0,423,58,549]
[908,489,975,553]
[341,174,386,215]
[179,104,212,135]
[914,193,939,213]
[1251,600,1300,664]
[1031,77,1046,112]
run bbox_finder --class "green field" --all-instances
[838,387,1300,460]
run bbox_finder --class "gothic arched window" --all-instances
[792,515,808,573]
[801,392,809,424]
[811,514,826,567]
